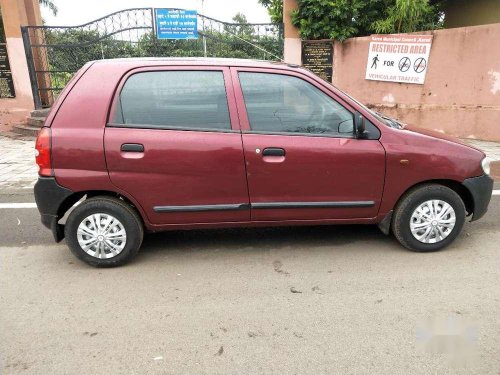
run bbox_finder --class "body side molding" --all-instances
[154,201,375,213]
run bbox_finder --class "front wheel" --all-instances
[392,184,466,252]
[65,196,143,267]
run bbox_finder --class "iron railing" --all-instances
[21,8,283,108]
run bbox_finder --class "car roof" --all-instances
[92,57,301,70]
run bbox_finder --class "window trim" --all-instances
[106,122,239,133]
[106,66,241,132]
[243,130,355,139]
[231,67,358,138]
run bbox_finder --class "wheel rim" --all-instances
[410,200,456,244]
[77,213,127,259]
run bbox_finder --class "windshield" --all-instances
[339,90,403,129]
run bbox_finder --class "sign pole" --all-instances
[202,0,207,57]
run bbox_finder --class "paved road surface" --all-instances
[1,189,499,374]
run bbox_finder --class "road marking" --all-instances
[0,203,37,209]
[493,190,500,196]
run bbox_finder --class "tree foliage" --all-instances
[258,0,284,24]
[259,0,443,41]
[224,13,256,37]
[39,0,58,16]
[292,0,394,41]
[373,0,442,33]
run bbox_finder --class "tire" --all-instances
[392,184,466,252]
[65,196,144,267]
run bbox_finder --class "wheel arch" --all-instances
[395,179,474,217]
[57,189,147,228]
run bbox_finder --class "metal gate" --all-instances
[21,8,283,109]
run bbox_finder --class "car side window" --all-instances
[239,72,354,136]
[112,71,231,130]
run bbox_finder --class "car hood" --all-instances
[402,124,484,154]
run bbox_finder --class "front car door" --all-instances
[231,67,386,222]
[104,66,250,226]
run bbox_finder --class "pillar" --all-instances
[283,0,301,64]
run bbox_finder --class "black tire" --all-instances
[392,184,466,252]
[65,196,144,267]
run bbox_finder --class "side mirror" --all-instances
[354,112,366,138]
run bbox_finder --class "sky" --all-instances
[40,0,271,26]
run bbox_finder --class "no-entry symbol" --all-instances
[414,57,427,73]
[398,57,411,72]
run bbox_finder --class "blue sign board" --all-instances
[155,9,198,40]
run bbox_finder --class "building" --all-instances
[442,0,500,28]
[0,0,43,128]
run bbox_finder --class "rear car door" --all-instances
[104,66,250,225]
[232,67,386,221]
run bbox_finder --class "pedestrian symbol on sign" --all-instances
[414,58,427,73]
[371,54,380,69]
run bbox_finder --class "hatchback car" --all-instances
[34,58,493,267]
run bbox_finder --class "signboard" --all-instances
[155,9,198,40]
[365,34,433,84]
[0,43,15,98]
[1,9,15,98]
[302,41,333,82]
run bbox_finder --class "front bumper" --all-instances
[463,174,494,221]
[34,176,73,242]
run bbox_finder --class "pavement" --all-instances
[1,134,500,374]
[0,136,37,190]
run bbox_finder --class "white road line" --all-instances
[0,203,37,209]
[493,190,500,196]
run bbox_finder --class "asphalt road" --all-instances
[1,188,499,374]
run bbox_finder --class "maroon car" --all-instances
[34,58,493,267]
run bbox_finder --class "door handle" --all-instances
[121,143,144,152]
[262,147,285,157]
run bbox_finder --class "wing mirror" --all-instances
[354,112,367,138]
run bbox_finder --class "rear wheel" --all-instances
[392,184,466,252]
[65,196,143,267]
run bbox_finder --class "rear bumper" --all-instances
[463,174,494,221]
[34,176,73,241]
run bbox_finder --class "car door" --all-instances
[231,67,386,221]
[104,66,250,225]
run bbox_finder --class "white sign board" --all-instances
[365,34,433,84]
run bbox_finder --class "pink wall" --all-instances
[332,24,500,141]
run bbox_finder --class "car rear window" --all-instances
[112,70,231,130]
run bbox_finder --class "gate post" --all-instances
[283,0,301,64]
[21,26,42,109]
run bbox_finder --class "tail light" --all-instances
[35,127,53,176]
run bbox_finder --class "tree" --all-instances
[39,0,58,16]
[258,0,444,41]
[293,0,394,41]
[373,0,442,33]
[224,13,255,37]
[258,0,283,24]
